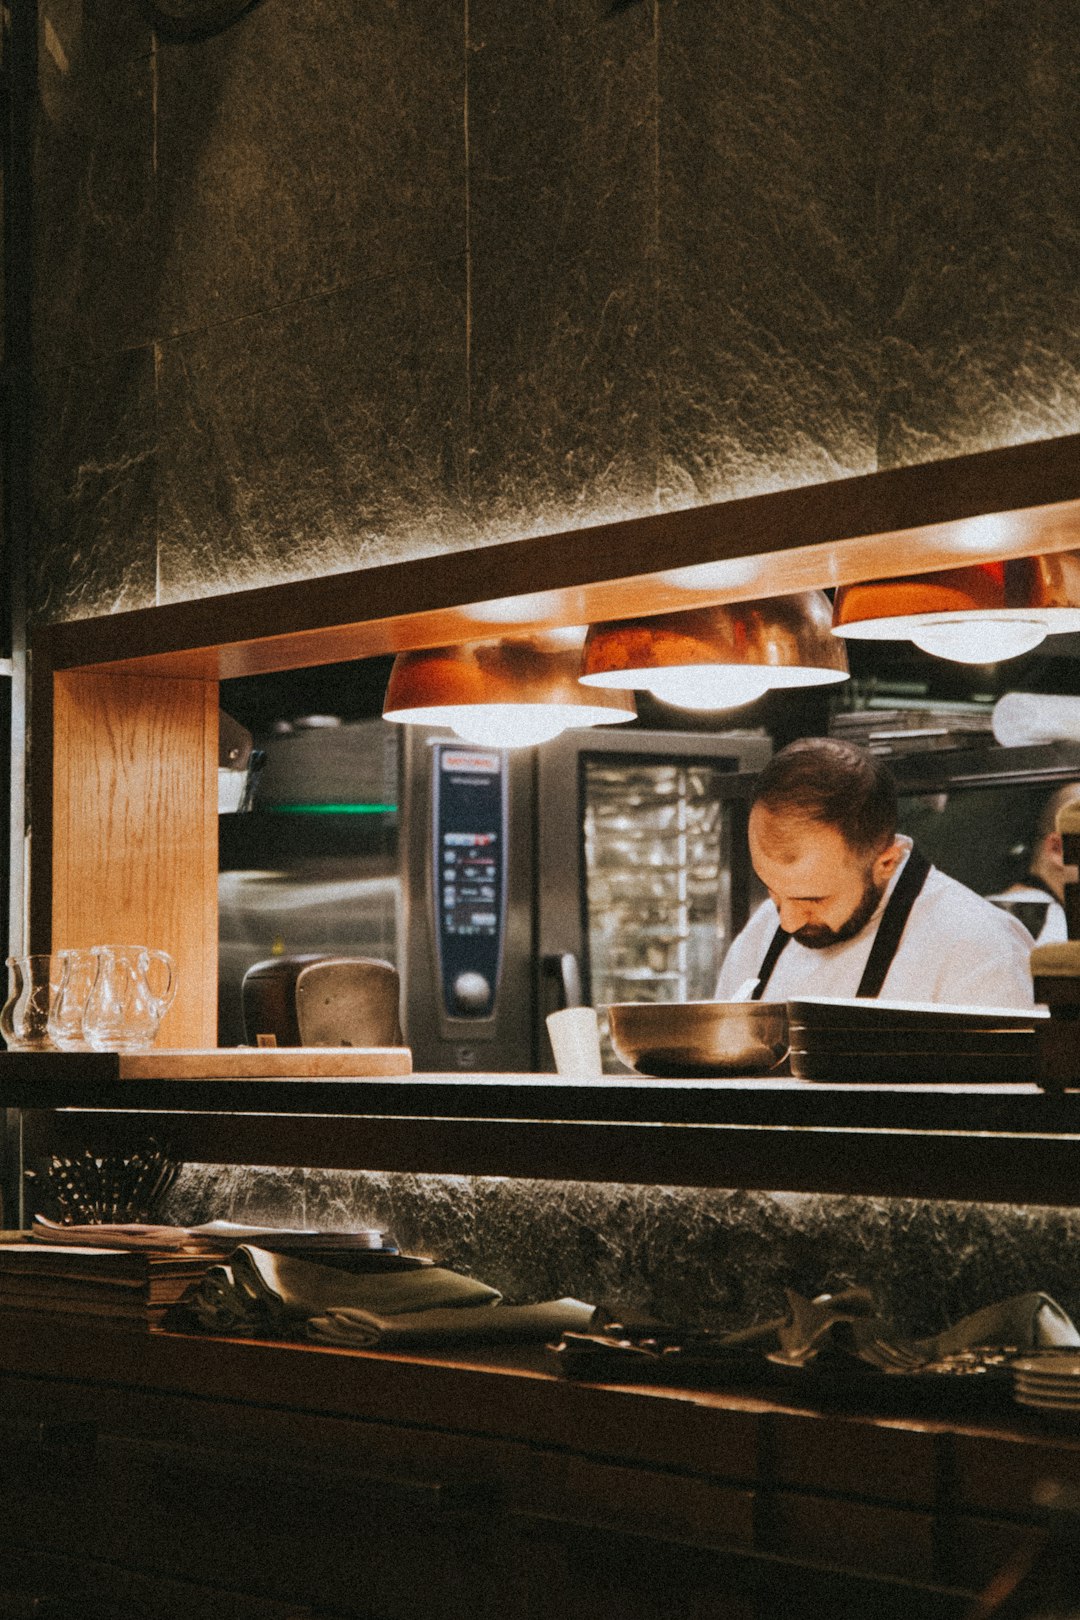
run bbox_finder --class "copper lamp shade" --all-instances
[833,554,1080,663]
[382,633,636,748]
[580,592,849,711]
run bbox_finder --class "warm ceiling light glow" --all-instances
[638,668,773,710]
[580,592,849,710]
[464,591,565,625]
[833,553,1080,663]
[382,634,635,749]
[909,619,1049,664]
[937,513,1027,556]
[656,558,764,592]
[434,705,598,747]
[384,698,636,748]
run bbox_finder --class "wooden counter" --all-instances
[1,1312,1076,1618]
[6,1053,1080,1205]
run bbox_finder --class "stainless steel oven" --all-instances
[218,719,769,1070]
[399,725,771,1071]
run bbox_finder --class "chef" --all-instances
[715,737,1035,1008]
[986,781,1080,945]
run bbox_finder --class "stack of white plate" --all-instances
[1013,1353,1080,1419]
[786,996,1043,1084]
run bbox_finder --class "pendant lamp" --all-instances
[832,554,1080,664]
[382,632,636,748]
[579,591,848,711]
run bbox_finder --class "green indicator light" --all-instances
[271,803,398,815]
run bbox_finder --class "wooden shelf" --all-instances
[7,1057,1080,1204]
[36,432,1080,683]
[0,1309,1059,1456]
[0,1053,1069,1126]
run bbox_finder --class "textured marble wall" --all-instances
[878,0,1080,467]
[29,0,1080,624]
[161,1164,1080,1338]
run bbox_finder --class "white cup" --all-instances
[546,1006,603,1077]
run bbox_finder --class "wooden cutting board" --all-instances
[117,1047,413,1079]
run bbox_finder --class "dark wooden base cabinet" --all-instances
[1,1317,1076,1620]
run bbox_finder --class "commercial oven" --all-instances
[399,725,771,1072]
[218,719,770,1070]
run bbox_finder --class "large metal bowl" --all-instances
[607,1000,789,1078]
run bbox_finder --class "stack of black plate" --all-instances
[786,997,1044,1083]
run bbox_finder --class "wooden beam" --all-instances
[19,1108,1080,1205]
[37,433,1080,682]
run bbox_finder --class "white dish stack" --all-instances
[1013,1353,1080,1419]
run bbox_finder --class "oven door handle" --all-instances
[541,952,584,1011]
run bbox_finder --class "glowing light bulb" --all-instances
[640,667,773,710]
[910,619,1048,664]
[447,706,572,748]
[384,698,633,747]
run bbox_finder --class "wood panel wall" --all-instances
[49,671,218,1047]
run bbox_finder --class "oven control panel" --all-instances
[433,745,507,1021]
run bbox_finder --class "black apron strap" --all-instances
[750,845,933,1002]
[854,845,932,999]
[751,925,791,1000]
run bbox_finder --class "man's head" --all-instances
[1030,781,1080,901]
[749,738,904,949]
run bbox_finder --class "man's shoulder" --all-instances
[920,865,1034,942]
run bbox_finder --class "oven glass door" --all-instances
[578,755,754,1070]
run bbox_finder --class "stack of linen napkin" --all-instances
[177,1244,595,1347]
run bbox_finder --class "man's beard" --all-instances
[792,870,886,951]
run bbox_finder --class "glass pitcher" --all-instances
[47,947,98,1052]
[82,945,177,1053]
[0,955,61,1051]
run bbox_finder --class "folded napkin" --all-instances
[179,1246,501,1334]
[918,1291,1080,1357]
[307,1296,597,1351]
[767,1287,1080,1372]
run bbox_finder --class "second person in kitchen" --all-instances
[715,737,1035,1008]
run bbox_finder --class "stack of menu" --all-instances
[0,1239,225,1331]
[28,1215,391,1253]
[0,1220,403,1332]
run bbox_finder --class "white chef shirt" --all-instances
[986,884,1068,946]
[716,837,1036,1009]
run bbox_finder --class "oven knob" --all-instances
[452,972,491,1014]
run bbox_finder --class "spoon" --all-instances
[731,978,760,1002]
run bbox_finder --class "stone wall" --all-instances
[162,1164,1080,1337]
[31,0,1080,625]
